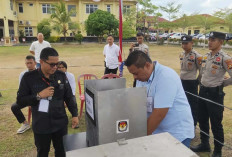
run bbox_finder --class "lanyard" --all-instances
[42,77,50,86]
[147,63,155,97]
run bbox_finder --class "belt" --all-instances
[200,84,223,93]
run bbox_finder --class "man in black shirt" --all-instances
[17,47,79,157]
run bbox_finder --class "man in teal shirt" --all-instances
[125,50,194,147]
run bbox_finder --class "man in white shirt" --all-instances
[57,61,79,128]
[30,33,51,68]
[57,61,76,96]
[103,35,120,74]
[11,55,36,133]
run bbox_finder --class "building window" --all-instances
[86,4,98,14]
[123,5,130,14]
[19,3,23,13]
[42,4,54,14]
[29,3,33,7]
[25,27,33,37]
[68,5,76,17]
[107,5,111,13]
[194,30,200,34]
[220,27,224,30]
[10,0,13,10]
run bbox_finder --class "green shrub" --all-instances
[227,40,232,46]
[199,39,204,45]
[168,38,173,43]
[223,40,226,46]
[75,33,84,44]
[47,36,60,43]
[193,39,198,46]
[157,38,164,45]
[173,38,177,43]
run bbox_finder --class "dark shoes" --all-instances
[190,143,211,152]
[211,151,222,157]
[191,144,222,157]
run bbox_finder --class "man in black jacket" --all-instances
[17,47,79,157]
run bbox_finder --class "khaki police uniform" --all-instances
[198,49,232,153]
[180,49,202,80]
[129,43,149,56]
[180,49,202,126]
[130,43,149,87]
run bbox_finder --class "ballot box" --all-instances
[84,78,147,147]
[66,132,198,157]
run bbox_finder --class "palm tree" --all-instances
[50,0,76,41]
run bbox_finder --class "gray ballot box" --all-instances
[67,132,198,157]
[84,78,147,147]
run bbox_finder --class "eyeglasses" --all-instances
[43,60,59,68]
[58,66,65,69]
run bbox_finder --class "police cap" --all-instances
[209,31,226,40]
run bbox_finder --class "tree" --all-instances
[85,10,118,43]
[191,14,221,33]
[122,7,137,39]
[50,0,76,41]
[137,0,158,33]
[160,2,182,21]
[68,22,80,36]
[214,8,232,33]
[175,13,192,32]
[37,18,51,40]
[191,14,221,48]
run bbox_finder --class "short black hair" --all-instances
[25,55,35,61]
[58,61,67,69]
[137,32,144,37]
[125,50,152,68]
[107,34,114,38]
[40,47,59,60]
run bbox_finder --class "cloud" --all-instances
[201,0,211,7]
[151,0,232,18]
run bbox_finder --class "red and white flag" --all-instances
[119,0,124,77]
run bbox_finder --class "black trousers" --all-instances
[34,127,67,157]
[198,85,224,152]
[104,67,118,75]
[11,102,27,123]
[181,79,199,126]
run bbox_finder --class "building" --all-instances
[137,16,169,33]
[0,0,137,45]
[171,14,228,35]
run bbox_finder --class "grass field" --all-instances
[0,42,232,157]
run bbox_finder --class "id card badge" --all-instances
[38,99,49,113]
[147,97,153,113]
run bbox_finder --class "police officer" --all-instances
[130,32,150,87]
[191,32,232,157]
[179,35,202,127]
[17,47,79,157]
[129,32,149,56]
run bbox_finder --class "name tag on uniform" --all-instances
[147,97,153,113]
[38,99,49,113]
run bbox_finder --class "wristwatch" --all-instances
[36,93,41,100]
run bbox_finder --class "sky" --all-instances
[150,0,232,20]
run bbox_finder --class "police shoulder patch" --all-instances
[225,59,232,69]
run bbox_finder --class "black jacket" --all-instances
[17,69,78,134]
